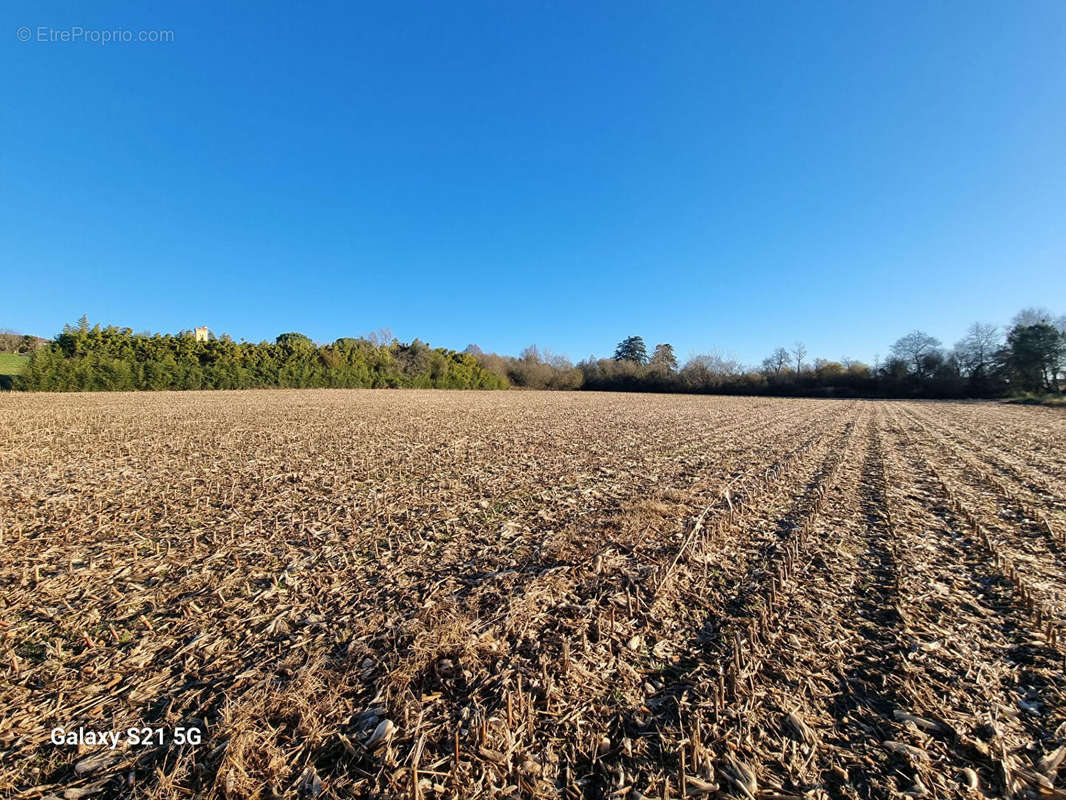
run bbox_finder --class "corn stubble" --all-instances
[1,390,1065,799]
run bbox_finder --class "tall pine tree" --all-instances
[614,336,648,364]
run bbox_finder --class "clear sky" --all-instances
[3,1,1064,366]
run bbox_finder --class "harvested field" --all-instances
[1,390,1065,800]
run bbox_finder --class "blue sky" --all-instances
[3,1,1064,366]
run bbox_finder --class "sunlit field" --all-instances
[3,391,1065,799]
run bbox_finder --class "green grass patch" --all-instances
[0,353,29,389]
[0,353,29,376]
[1004,392,1066,407]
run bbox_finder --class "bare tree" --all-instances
[366,327,394,347]
[890,330,942,377]
[761,346,790,376]
[681,351,741,389]
[688,352,741,375]
[1012,307,1055,328]
[954,322,1001,377]
[792,341,807,374]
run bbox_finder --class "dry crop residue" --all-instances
[1,391,1064,799]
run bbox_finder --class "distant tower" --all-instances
[194,326,210,343]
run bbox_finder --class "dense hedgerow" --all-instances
[15,321,508,392]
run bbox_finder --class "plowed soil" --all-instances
[1,391,1064,799]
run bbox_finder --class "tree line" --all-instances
[463,307,1066,399]
[14,318,507,391]
[9,308,1065,397]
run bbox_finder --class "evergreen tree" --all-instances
[1007,323,1065,392]
[649,343,678,372]
[614,336,648,364]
